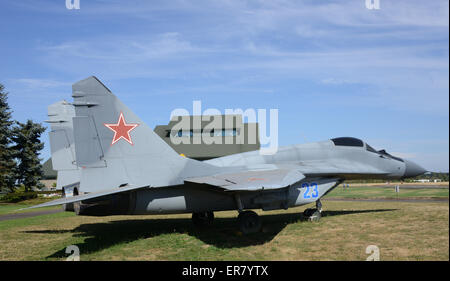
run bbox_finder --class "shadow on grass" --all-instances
[24,208,397,259]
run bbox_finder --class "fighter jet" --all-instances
[30,76,427,234]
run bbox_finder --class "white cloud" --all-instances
[34,31,448,115]
[40,32,203,63]
[321,78,359,85]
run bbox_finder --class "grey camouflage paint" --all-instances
[29,76,426,215]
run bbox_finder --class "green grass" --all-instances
[325,186,449,199]
[0,201,448,261]
[0,189,448,261]
[0,197,60,215]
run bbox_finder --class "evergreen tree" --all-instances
[12,120,46,192]
[0,84,17,192]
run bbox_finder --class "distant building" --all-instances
[414,179,430,183]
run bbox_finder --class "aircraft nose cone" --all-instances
[403,160,427,178]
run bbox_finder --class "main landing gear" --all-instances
[238,210,262,234]
[303,199,322,222]
[192,211,214,227]
[234,193,262,234]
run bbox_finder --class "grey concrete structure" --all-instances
[154,114,260,160]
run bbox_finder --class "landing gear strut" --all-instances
[234,193,262,234]
[303,199,322,222]
[238,211,262,234]
[192,211,214,227]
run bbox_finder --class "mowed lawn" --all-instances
[326,185,449,199]
[0,198,60,215]
[0,200,448,261]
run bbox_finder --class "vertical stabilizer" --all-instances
[46,101,80,189]
[71,76,216,193]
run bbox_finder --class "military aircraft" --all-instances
[30,76,427,234]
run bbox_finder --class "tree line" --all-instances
[0,83,46,193]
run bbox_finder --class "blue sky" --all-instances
[0,0,448,172]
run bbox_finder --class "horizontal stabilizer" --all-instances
[185,168,305,191]
[21,184,146,210]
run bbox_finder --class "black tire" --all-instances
[192,211,214,227]
[62,187,76,212]
[303,208,321,222]
[62,202,74,212]
[303,208,315,217]
[238,211,262,234]
[73,198,89,215]
[62,203,68,212]
[309,210,321,222]
[73,202,82,215]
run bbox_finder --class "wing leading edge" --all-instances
[185,168,306,191]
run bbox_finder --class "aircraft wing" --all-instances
[185,168,305,191]
[21,184,146,210]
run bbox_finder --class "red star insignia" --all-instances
[104,112,139,146]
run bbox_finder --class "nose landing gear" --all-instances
[303,199,322,222]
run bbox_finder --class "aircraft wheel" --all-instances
[303,208,315,217]
[62,203,74,212]
[63,188,77,212]
[304,208,321,222]
[238,211,262,234]
[73,201,89,216]
[73,202,82,215]
[192,211,214,227]
[309,210,321,222]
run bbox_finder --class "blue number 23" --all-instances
[302,182,318,199]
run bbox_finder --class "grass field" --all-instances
[0,197,59,215]
[0,199,448,261]
[326,185,449,199]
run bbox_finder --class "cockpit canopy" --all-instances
[331,137,364,147]
[331,137,404,162]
